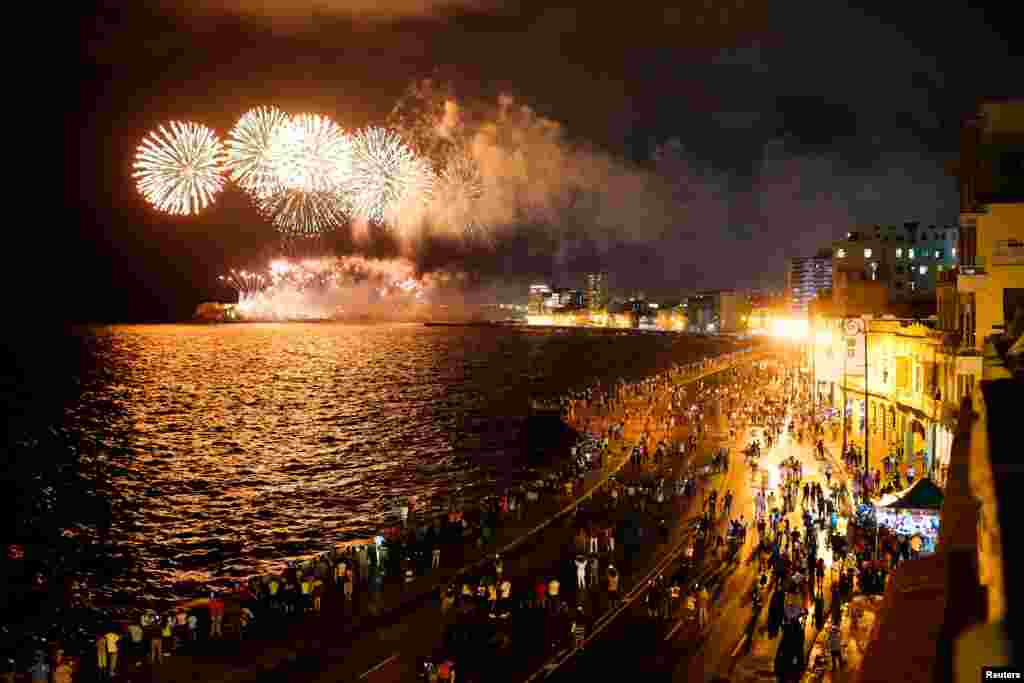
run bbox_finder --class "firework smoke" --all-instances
[380,80,690,285]
[219,255,457,320]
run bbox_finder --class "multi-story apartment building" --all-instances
[686,290,750,333]
[901,223,960,292]
[786,250,833,313]
[832,229,907,293]
[831,223,959,300]
[585,272,609,312]
[936,98,1024,405]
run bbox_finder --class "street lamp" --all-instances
[840,317,869,474]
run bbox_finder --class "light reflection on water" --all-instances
[55,323,724,604]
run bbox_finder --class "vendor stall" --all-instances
[873,478,943,556]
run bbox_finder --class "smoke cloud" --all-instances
[375,80,955,298]
[383,81,693,288]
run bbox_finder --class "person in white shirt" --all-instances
[575,556,587,590]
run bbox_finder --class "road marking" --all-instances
[358,653,398,679]
[664,617,688,642]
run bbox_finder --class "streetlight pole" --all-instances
[864,321,870,473]
[842,320,848,461]
[811,315,817,417]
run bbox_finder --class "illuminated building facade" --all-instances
[948,98,1024,355]
[528,283,552,315]
[686,290,750,333]
[551,288,585,309]
[585,272,609,312]
[786,252,833,313]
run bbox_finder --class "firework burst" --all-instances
[346,127,435,224]
[225,106,290,199]
[267,114,352,194]
[257,188,349,236]
[133,121,227,215]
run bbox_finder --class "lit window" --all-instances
[896,248,903,258]
[836,248,846,258]
[909,248,915,259]
[919,265,928,275]
[864,248,873,258]
[952,247,957,257]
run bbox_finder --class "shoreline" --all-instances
[14,347,764,680]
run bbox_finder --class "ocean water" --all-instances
[4,323,732,608]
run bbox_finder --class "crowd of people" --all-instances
[9,349,756,683]
[419,353,763,681]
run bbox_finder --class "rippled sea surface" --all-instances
[7,323,728,606]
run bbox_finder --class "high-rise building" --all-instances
[585,272,609,311]
[528,284,552,315]
[786,251,833,313]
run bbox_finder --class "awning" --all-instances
[876,478,944,511]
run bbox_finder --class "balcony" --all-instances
[957,257,987,277]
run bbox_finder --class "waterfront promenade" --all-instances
[81,350,762,683]
[522,359,861,683]
[528,359,792,682]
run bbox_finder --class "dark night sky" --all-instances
[68,0,1021,322]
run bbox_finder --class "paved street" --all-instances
[528,364,861,683]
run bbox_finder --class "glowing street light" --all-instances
[768,317,809,341]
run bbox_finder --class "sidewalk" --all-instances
[801,595,883,682]
[117,355,759,683]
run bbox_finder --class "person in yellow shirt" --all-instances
[697,585,710,628]
[301,577,313,613]
[104,630,120,677]
[162,616,174,653]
